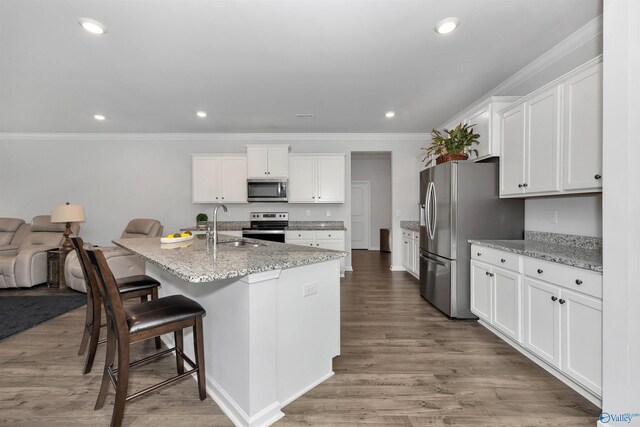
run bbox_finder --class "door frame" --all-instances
[350,181,371,250]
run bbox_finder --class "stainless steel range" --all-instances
[242,212,288,243]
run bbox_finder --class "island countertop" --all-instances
[113,235,347,283]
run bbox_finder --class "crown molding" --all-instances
[0,132,427,142]
[476,15,603,101]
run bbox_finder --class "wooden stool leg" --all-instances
[174,330,184,374]
[193,316,207,400]
[152,288,162,349]
[78,288,93,355]
[95,327,116,410]
[110,339,130,427]
[83,297,103,374]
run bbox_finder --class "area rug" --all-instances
[0,294,86,341]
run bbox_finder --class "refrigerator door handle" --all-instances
[419,252,446,267]
[425,182,432,237]
[428,182,437,240]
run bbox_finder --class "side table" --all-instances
[47,248,70,289]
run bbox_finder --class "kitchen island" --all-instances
[113,234,346,427]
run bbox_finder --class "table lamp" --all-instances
[51,202,85,251]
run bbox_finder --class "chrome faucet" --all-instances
[210,204,228,245]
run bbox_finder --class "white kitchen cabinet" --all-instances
[286,230,345,274]
[500,86,561,197]
[246,144,289,178]
[464,97,521,160]
[471,243,602,403]
[289,154,345,204]
[400,229,419,278]
[499,57,602,198]
[563,62,603,191]
[523,277,561,367]
[192,155,247,203]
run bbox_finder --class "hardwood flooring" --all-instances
[0,251,600,426]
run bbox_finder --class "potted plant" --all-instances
[196,213,208,229]
[423,122,480,166]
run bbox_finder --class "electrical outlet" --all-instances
[550,209,558,224]
[306,209,311,216]
[303,283,318,297]
[326,210,331,217]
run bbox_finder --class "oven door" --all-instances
[242,229,286,243]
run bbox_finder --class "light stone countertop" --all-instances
[400,221,420,232]
[468,239,602,272]
[182,221,346,232]
[113,235,347,283]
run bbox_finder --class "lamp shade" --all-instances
[51,203,85,223]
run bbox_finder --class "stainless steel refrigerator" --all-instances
[419,161,524,319]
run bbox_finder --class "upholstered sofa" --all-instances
[65,218,163,293]
[0,215,80,288]
[0,218,30,255]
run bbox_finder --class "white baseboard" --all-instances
[390,265,406,271]
[368,246,380,251]
[344,266,353,272]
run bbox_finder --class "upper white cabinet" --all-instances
[289,154,345,203]
[501,86,562,196]
[192,155,248,203]
[563,62,603,191]
[499,57,602,198]
[246,144,289,178]
[433,96,520,165]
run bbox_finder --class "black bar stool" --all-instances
[71,237,162,374]
[85,247,207,427]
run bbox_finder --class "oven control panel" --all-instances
[250,212,289,221]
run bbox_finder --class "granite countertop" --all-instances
[469,238,602,272]
[182,221,346,232]
[113,234,347,283]
[287,221,346,231]
[400,221,420,232]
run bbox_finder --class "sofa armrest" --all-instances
[15,245,58,287]
[0,245,19,256]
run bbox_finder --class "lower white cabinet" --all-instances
[401,229,419,279]
[286,230,345,274]
[470,244,602,404]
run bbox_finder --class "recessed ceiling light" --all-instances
[78,18,107,35]
[435,17,459,35]
[385,111,396,118]
[93,114,105,121]
[196,111,207,118]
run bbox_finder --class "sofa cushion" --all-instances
[0,218,25,245]
[31,215,66,233]
[121,219,162,238]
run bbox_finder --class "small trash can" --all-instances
[380,228,391,252]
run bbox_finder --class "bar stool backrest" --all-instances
[70,237,101,308]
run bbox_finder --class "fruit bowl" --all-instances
[160,235,195,244]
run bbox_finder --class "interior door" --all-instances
[350,181,370,250]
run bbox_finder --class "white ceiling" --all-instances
[0,0,601,134]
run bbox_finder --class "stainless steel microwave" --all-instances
[247,178,288,202]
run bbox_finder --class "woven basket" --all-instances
[435,153,469,165]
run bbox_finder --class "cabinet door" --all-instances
[467,106,490,160]
[247,147,269,178]
[523,278,560,367]
[563,63,602,191]
[525,86,561,195]
[412,239,420,277]
[401,237,411,270]
[492,267,522,342]
[500,105,526,196]
[192,156,221,203]
[317,156,345,203]
[316,240,343,251]
[561,289,602,395]
[267,146,289,178]
[288,156,316,203]
[470,260,492,323]
[220,156,247,203]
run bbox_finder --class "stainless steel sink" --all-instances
[217,240,264,248]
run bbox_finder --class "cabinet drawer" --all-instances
[471,245,520,272]
[523,258,602,299]
[286,230,315,240]
[316,230,344,240]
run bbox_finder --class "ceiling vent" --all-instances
[295,113,314,119]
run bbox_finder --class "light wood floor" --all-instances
[0,251,600,426]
